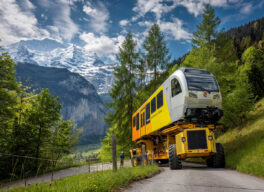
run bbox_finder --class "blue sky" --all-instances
[0,0,264,62]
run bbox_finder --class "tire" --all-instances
[131,157,136,167]
[132,155,148,166]
[144,154,149,166]
[169,144,182,169]
[212,143,225,168]
[206,158,213,167]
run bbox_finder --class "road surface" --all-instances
[124,162,264,192]
[1,160,130,190]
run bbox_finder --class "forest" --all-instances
[0,50,78,179]
[100,4,264,160]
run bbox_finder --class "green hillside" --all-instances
[217,99,264,177]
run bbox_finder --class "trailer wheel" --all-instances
[169,144,182,169]
[212,143,225,168]
[131,157,137,167]
[206,158,213,167]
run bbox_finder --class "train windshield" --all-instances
[184,69,219,92]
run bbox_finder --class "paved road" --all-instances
[124,162,264,192]
[1,161,130,190]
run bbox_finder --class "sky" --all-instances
[0,0,264,62]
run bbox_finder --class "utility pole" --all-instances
[112,135,117,171]
[142,144,146,167]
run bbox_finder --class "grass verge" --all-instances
[3,165,159,192]
[217,99,264,177]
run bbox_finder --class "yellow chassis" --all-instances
[130,123,217,162]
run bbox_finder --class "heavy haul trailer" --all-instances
[130,67,225,169]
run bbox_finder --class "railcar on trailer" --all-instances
[130,67,225,169]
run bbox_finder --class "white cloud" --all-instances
[136,17,191,42]
[240,3,253,14]
[0,0,79,45]
[80,32,125,60]
[0,0,50,45]
[138,21,153,27]
[83,2,109,33]
[132,0,231,20]
[119,19,129,27]
[205,0,227,7]
[45,0,78,41]
[158,18,192,41]
[239,1,264,15]
[178,1,204,17]
[132,0,177,20]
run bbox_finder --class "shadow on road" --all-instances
[158,161,227,171]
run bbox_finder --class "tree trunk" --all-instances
[35,125,42,170]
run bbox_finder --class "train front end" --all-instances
[181,68,223,123]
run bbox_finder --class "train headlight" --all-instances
[208,136,213,140]
[182,137,186,142]
[213,94,220,99]
[189,92,198,98]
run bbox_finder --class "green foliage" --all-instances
[4,165,159,192]
[0,49,75,180]
[0,50,19,150]
[144,23,171,80]
[240,36,252,54]
[217,99,264,177]
[104,32,138,152]
[241,46,264,99]
[192,4,220,48]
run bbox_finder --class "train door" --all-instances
[132,113,140,141]
[140,108,146,136]
[170,77,184,121]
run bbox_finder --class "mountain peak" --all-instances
[8,41,115,95]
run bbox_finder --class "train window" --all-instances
[157,90,163,109]
[136,113,139,130]
[140,113,143,127]
[151,97,156,113]
[133,116,135,127]
[171,78,182,97]
[143,112,145,126]
[146,103,150,124]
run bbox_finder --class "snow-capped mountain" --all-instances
[7,40,116,95]
[16,63,108,144]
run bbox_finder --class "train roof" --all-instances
[178,67,211,75]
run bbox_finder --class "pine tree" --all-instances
[192,4,220,48]
[105,32,138,149]
[143,23,170,80]
[137,54,147,89]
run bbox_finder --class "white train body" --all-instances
[163,67,223,123]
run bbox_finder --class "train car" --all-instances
[132,67,223,142]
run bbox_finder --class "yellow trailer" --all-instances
[130,68,225,169]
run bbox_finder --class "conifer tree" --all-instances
[105,32,138,148]
[192,4,220,48]
[137,54,147,88]
[143,23,170,80]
